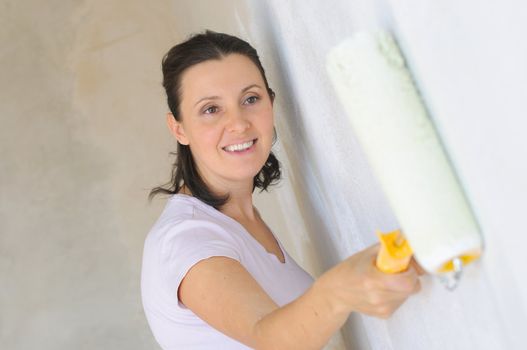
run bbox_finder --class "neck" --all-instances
[221,188,257,222]
[180,182,257,222]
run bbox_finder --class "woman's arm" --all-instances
[179,244,421,349]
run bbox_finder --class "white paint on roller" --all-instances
[326,31,483,273]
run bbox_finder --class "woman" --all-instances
[141,30,422,350]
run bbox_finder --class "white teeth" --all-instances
[224,140,254,152]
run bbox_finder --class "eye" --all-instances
[203,105,219,114]
[244,95,259,105]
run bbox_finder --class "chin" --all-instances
[229,163,265,182]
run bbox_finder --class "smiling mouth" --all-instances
[222,138,258,152]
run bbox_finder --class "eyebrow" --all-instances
[193,84,263,107]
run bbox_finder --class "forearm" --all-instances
[252,280,349,350]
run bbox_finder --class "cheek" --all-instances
[261,111,275,138]
[191,124,223,151]
[253,105,274,129]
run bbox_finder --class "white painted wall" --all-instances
[243,0,527,349]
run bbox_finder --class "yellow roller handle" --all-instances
[376,229,413,273]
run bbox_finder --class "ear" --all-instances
[166,113,190,145]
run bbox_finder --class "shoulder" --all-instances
[142,195,242,296]
[145,194,240,259]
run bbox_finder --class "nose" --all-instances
[226,107,250,133]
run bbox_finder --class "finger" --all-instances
[380,268,420,293]
[409,257,427,276]
[365,243,381,265]
[380,282,421,305]
[366,293,409,318]
[365,243,381,256]
[413,278,422,293]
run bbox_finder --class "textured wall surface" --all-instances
[0,0,251,348]
[242,1,527,349]
[1,0,525,349]
[1,1,171,348]
[0,0,329,349]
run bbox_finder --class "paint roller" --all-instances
[326,31,483,289]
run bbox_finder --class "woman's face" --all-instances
[169,54,275,192]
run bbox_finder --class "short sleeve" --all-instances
[159,219,241,303]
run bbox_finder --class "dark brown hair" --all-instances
[150,30,281,209]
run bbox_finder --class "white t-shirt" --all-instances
[141,194,314,349]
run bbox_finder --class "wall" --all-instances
[1,0,525,349]
[0,0,248,348]
[1,0,328,348]
[243,0,527,349]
